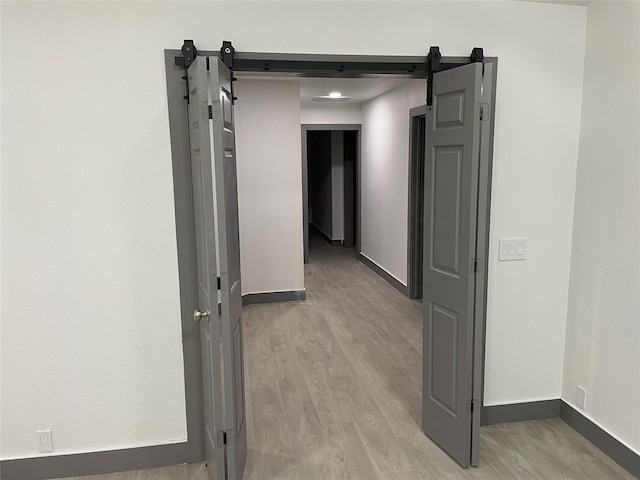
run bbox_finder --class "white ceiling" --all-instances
[298,77,414,105]
[515,0,590,6]
[237,75,415,105]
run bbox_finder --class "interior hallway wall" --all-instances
[234,80,305,295]
[1,0,587,460]
[360,80,425,283]
[562,0,640,453]
[301,104,363,124]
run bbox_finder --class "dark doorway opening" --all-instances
[407,105,427,299]
[302,125,360,263]
[343,130,357,249]
[307,131,334,244]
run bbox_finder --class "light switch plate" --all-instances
[498,238,527,261]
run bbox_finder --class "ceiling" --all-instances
[298,77,414,105]
[515,0,590,5]
[236,75,416,105]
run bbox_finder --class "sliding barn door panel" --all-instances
[186,56,225,480]
[422,62,483,468]
[208,57,247,480]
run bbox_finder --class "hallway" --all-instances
[241,236,634,480]
[243,233,424,478]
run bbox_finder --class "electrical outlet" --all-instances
[37,430,53,453]
[575,386,587,410]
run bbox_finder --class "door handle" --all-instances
[193,308,211,322]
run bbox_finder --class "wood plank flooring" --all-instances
[52,462,208,480]
[55,233,635,480]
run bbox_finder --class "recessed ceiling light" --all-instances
[328,91,342,98]
[310,95,351,102]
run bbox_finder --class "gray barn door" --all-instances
[188,56,247,480]
[209,57,247,480]
[187,56,225,480]
[422,62,483,467]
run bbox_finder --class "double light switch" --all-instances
[498,238,528,261]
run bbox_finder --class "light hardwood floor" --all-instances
[58,234,635,480]
[52,462,208,480]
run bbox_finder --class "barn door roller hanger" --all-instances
[174,40,485,105]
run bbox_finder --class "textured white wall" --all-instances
[301,104,363,124]
[562,1,640,453]
[1,0,587,459]
[1,3,189,459]
[361,80,426,282]
[234,80,304,295]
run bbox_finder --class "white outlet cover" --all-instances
[575,386,587,410]
[37,429,53,452]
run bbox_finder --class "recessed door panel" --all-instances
[435,90,465,129]
[430,146,463,278]
[429,302,458,417]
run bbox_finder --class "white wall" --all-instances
[301,104,362,124]
[562,1,640,453]
[234,80,304,295]
[331,131,345,241]
[1,0,588,460]
[361,80,426,282]
[2,3,189,458]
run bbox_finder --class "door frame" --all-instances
[162,49,208,463]
[165,47,497,465]
[407,105,427,299]
[301,124,361,263]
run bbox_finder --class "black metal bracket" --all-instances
[174,40,198,103]
[219,41,238,105]
[426,46,441,106]
[175,39,197,68]
[471,47,484,63]
[220,41,235,70]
